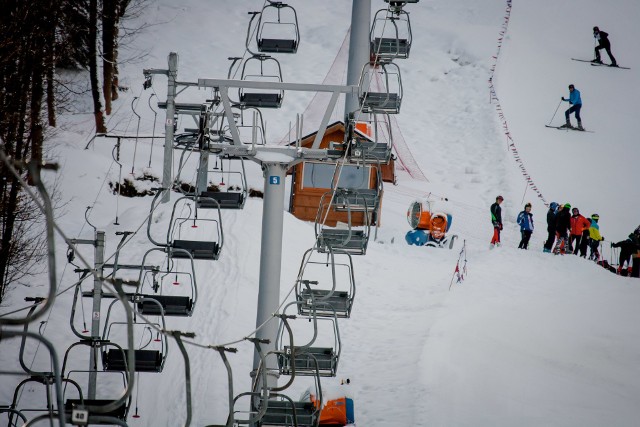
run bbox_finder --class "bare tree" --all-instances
[89,0,106,132]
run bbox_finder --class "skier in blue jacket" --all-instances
[561,84,583,130]
[517,203,534,249]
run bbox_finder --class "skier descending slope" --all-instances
[560,84,584,130]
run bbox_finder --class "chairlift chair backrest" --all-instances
[256,2,300,54]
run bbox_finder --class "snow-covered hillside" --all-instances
[1,1,639,427]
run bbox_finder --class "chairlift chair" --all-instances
[147,191,224,261]
[276,302,341,378]
[135,253,198,317]
[239,54,285,108]
[61,342,132,424]
[232,338,321,427]
[230,106,267,145]
[315,190,372,255]
[385,0,420,11]
[3,315,78,427]
[101,298,168,373]
[259,398,318,427]
[256,1,300,54]
[295,247,356,319]
[198,155,248,210]
[346,114,394,165]
[358,61,403,114]
[370,7,413,61]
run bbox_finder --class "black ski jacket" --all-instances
[555,209,571,236]
[546,209,556,232]
[595,30,611,47]
[490,202,502,226]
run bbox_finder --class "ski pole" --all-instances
[548,99,563,125]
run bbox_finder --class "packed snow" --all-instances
[1,1,639,426]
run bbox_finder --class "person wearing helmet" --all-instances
[517,203,534,249]
[588,214,604,260]
[569,207,591,255]
[543,202,559,253]
[553,203,572,255]
[592,26,617,67]
[490,195,504,247]
[560,84,584,131]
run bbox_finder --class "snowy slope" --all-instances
[1,1,640,427]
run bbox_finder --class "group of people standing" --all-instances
[488,196,640,278]
[542,202,602,259]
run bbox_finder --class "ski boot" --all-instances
[559,119,573,129]
[591,58,603,64]
[576,120,584,131]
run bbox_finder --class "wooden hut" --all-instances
[288,121,395,226]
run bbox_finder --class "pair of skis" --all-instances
[571,58,630,69]
[545,58,630,132]
[545,124,594,133]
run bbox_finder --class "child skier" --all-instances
[588,214,604,260]
[490,195,504,248]
[517,203,534,249]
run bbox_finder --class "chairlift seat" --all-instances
[65,399,128,422]
[258,38,298,54]
[333,189,379,213]
[350,140,392,163]
[317,229,368,255]
[372,37,410,59]
[260,399,317,427]
[240,93,282,109]
[171,240,220,260]
[360,92,401,114]
[199,191,245,209]
[298,289,352,318]
[137,295,193,317]
[102,349,163,373]
[279,346,337,377]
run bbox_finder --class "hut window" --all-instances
[302,162,371,190]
